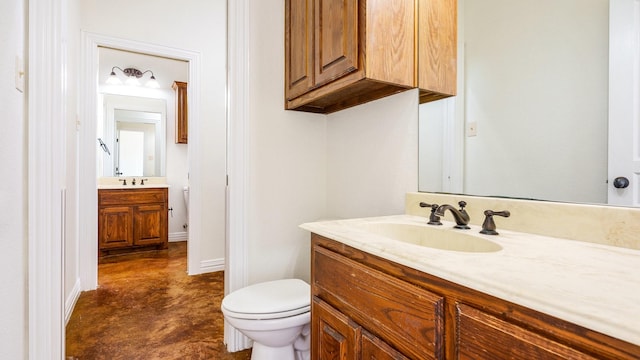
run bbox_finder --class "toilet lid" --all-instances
[222,279,310,320]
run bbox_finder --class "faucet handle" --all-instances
[419,202,442,226]
[140,178,148,185]
[480,210,511,235]
[119,179,127,186]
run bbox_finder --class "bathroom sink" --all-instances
[354,222,502,253]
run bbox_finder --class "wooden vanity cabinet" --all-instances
[172,81,188,144]
[98,188,168,257]
[313,241,445,360]
[311,234,640,360]
[285,0,457,114]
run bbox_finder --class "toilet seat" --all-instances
[221,279,310,320]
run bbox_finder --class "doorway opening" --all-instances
[79,32,203,292]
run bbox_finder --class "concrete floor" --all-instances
[65,242,252,359]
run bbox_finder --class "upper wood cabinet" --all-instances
[418,0,457,103]
[172,81,188,144]
[285,0,456,114]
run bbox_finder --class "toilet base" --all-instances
[251,342,296,360]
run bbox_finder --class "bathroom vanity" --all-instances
[98,187,168,257]
[303,216,640,360]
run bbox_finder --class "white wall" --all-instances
[246,0,327,284]
[462,0,608,203]
[80,0,227,268]
[327,90,419,219]
[245,1,419,285]
[0,1,26,358]
[64,0,82,324]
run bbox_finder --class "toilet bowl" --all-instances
[221,279,311,360]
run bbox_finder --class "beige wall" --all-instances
[0,0,26,357]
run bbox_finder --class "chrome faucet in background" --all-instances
[435,201,470,229]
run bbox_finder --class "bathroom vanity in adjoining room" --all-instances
[98,187,168,257]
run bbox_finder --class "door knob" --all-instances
[613,177,630,189]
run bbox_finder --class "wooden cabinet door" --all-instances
[172,81,188,144]
[417,0,457,102]
[285,0,314,100]
[313,0,358,86]
[362,331,410,360]
[312,297,360,360]
[456,304,598,360]
[99,206,133,249]
[134,204,167,247]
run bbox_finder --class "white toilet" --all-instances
[221,279,311,360]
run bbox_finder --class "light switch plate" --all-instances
[467,122,478,137]
[15,56,24,93]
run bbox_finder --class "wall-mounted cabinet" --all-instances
[172,81,188,144]
[285,0,456,114]
[98,188,168,257]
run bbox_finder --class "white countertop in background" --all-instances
[97,184,170,189]
[300,215,640,346]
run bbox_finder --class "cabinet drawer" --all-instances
[98,188,167,206]
[313,245,445,360]
[456,303,598,360]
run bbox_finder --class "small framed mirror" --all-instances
[99,94,167,177]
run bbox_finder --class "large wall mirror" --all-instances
[419,0,619,205]
[99,94,167,177]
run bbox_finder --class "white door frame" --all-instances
[224,0,251,351]
[78,32,203,289]
[609,0,640,206]
[29,0,66,357]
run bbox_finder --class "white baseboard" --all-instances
[200,258,225,273]
[224,322,252,352]
[169,231,188,242]
[65,278,81,325]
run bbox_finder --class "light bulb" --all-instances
[125,76,140,86]
[146,75,159,88]
[106,71,122,85]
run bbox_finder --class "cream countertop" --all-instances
[97,184,170,189]
[300,215,640,346]
[97,176,169,189]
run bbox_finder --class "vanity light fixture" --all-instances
[106,66,160,88]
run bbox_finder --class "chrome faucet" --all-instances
[435,201,470,229]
